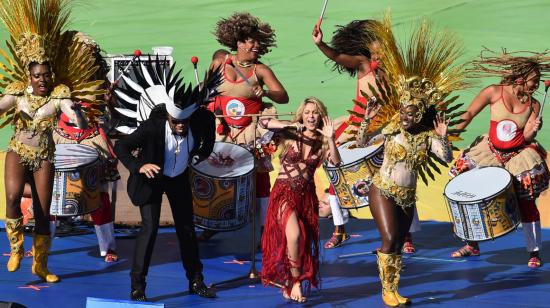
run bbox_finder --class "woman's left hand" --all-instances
[317,116,335,139]
[433,112,450,136]
[252,85,265,98]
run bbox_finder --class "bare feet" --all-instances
[290,281,306,303]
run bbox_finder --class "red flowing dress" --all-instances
[261,135,322,292]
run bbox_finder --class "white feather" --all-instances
[122,75,144,93]
[115,126,136,134]
[140,63,155,87]
[115,90,139,105]
[114,107,137,119]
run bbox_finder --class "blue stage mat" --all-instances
[0,218,548,307]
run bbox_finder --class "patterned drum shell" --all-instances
[191,142,255,231]
[444,167,520,241]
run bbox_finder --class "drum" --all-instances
[444,167,520,241]
[324,135,384,209]
[191,142,255,231]
[50,144,101,216]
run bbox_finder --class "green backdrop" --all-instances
[1,0,549,149]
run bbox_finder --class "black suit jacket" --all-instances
[114,108,215,206]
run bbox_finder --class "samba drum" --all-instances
[50,144,101,216]
[191,142,255,231]
[444,167,520,241]
[324,135,384,209]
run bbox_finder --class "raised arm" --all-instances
[259,117,301,131]
[431,113,453,163]
[312,26,367,72]
[0,94,16,115]
[317,116,342,166]
[456,85,499,130]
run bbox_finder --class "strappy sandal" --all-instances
[528,256,543,268]
[324,232,350,249]
[402,241,416,254]
[451,244,480,258]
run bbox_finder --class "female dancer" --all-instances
[0,0,103,282]
[450,49,550,268]
[364,16,466,306]
[261,97,341,303]
[203,12,289,240]
[312,19,421,252]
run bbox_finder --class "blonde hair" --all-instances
[279,97,330,159]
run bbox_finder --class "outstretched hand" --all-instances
[317,116,335,139]
[366,98,381,120]
[433,112,450,136]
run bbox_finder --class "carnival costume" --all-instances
[361,14,467,306]
[450,50,550,265]
[208,13,280,231]
[0,0,105,282]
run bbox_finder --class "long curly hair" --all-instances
[214,12,276,56]
[279,97,329,159]
[329,19,382,76]
[468,48,550,85]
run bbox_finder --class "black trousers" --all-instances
[130,170,203,291]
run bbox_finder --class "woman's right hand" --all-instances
[287,122,304,131]
[366,99,381,119]
[139,163,161,178]
[312,26,323,46]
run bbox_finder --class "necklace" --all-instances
[235,58,253,68]
[173,134,182,155]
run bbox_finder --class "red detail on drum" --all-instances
[544,80,550,87]
[133,50,142,57]
[191,56,199,65]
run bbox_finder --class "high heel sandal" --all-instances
[323,232,350,249]
[451,244,480,258]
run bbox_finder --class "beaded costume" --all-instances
[0,0,105,170]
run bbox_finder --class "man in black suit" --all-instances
[114,62,221,301]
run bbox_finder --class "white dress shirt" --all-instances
[163,121,194,177]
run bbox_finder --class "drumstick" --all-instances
[225,58,253,87]
[191,56,201,90]
[537,80,550,118]
[112,49,142,86]
[315,0,329,29]
[215,112,294,118]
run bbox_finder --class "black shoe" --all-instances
[130,289,148,302]
[189,279,216,298]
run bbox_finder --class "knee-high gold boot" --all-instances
[377,251,399,307]
[5,217,24,272]
[393,254,411,305]
[32,234,60,283]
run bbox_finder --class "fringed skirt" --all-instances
[261,177,320,293]
[450,134,549,200]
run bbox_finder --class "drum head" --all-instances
[54,144,99,170]
[444,167,511,202]
[327,135,384,167]
[193,142,254,178]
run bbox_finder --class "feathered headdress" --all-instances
[114,55,222,134]
[348,11,469,183]
[348,11,468,138]
[0,0,106,127]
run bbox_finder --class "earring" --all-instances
[26,85,33,94]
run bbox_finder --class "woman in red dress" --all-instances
[260,97,341,303]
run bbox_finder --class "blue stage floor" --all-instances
[0,218,549,307]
